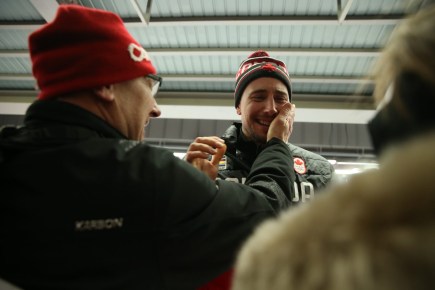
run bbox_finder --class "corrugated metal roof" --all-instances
[0,0,429,157]
[129,24,394,48]
[0,0,44,21]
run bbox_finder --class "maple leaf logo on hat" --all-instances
[262,63,277,72]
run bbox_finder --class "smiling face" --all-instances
[236,77,290,144]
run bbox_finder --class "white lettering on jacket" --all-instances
[75,218,124,231]
[219,177,315,203]
[292,181,314,202]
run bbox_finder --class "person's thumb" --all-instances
[211,143,227,166]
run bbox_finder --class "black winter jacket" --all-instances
[0,101,294,290]
[219,123,334,204]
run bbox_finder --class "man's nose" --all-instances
[264,97,278,114]
[150,102,161,118]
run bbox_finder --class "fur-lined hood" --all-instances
[233,132,435,290]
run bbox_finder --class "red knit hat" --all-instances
[234,50,292,108]
[29,5,157,100]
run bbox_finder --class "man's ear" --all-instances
[236,106,242,115]
[93,85,115,102]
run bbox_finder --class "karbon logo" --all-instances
[75,217,124,231]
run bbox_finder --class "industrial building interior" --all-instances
[0,0,431,179]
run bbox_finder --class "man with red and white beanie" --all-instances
[0,6,297,290]
[188,50,335,290]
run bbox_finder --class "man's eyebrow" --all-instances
[249,88,288,95]
[249,89,268,95]
[274,89,288,96]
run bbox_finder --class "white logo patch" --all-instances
[128,43,150,62]
[293,157,307,174]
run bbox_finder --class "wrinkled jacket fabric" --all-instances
[219,123,334,203]
[0,101,295,290]
[198,123,334,290]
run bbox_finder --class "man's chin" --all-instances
[256,127,269,142]
[245,125,267,144]
[251,133,267,145]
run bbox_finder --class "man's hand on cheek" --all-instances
[267,103,295,143]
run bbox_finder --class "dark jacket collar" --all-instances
[221,122,266,169]
[24,100,127,139]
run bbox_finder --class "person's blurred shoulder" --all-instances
[233,134,435,289]
[287,143,335,184]
[287,143,332,166]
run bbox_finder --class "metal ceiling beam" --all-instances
[0,74,34,81]
[29,0,59,22]
[0,96,375,124]
[337,0,354,23]
[130,0,153,25]
[0,48,380,58]
[156,92,373,104]
[137,15,403,27]
[161,74,374,84]
[0,23,43,30]
[0,73,374,85]
[148,48,380,57]
[0,91,371,102]
[156,105,375,124]
[0,14,403,30]
[154,97,374,110]
[0,50,29,57]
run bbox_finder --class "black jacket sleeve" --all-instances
[150,137,294,289]
[244,137,295,209]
